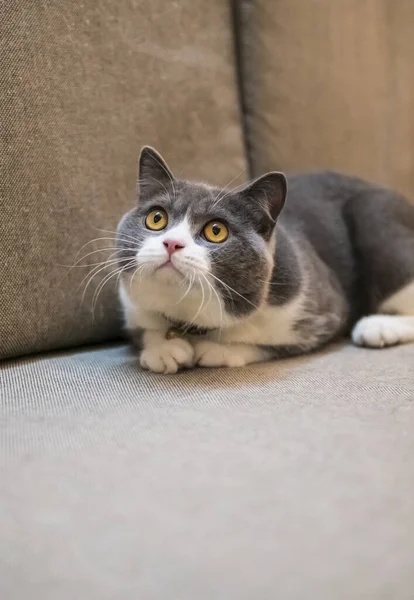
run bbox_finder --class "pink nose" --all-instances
[163,239,185,257]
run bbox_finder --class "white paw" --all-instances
[352,315,406,348]
[194,340,248,368]
[140,338,195,374]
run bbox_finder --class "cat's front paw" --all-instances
[140,338,195,374]
[194,340,248,368]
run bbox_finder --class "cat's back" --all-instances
[282,170,371,225]
[281,169,412,243]
[278,169,414,309]
[279,171,373,304]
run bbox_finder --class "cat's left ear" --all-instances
[239,172,287,223]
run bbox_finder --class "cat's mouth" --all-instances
[156,260,183,276]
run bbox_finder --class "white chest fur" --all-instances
[120,275,305,348]
[120,273,233,330]
[216,293,305,346]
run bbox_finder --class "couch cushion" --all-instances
[1,343,414,599]
[0,0,246,360]
[238,0,414,198]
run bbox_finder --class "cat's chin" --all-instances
[154,262,186,283]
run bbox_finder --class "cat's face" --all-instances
[117,147,287,324]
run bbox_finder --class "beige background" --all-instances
[242,0,414,200]
[0,0,246,359]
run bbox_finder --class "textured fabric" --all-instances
[0,1,246,360]
[239,0,414,199]
[1,344,414,599]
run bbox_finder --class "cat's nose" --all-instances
[163,239,185,257]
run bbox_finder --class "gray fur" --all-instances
[117,148,414,356]
[280,171,414,312]
[118,147,287,317]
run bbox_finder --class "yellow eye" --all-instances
[203,221,229,243]
[145,209,168,231]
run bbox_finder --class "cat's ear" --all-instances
[239,171,287,225]
[138,146,175,198]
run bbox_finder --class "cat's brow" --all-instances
[145,192,173,208]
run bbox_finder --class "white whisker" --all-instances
[200,271,223,332]
[185,274,206,330]
[199,271,213,312]
[92,262,134,320]
[212,169,246,207]
[61,256,131,270]
[79,258,133,306]
[92,227,138,244]
[176,268,195,304]
[60,248,132,283]
[208,272,260,311]
[129,263,148,293]
[75,237,134,259]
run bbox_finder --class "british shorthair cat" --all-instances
[116,146,414,373]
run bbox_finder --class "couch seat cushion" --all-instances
[1,343,414,599]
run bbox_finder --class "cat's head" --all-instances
[117,146,287,323]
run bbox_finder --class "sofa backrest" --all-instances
[3,0,414,361]
[0,0,246,360]
[238,0,414,200]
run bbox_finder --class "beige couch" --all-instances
[1,2,414,598]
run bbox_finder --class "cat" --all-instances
[116,146,414,374]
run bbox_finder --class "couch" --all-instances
[1,1,414,598]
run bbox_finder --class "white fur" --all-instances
[140,330,194,374]
[194,340,270,368]
[352,281,414,348]
[128,217,231,330]
[136,217,202,274]
[380,281,414,316]
[119,215,308,372]
[119,283,166,332]
[118,283,139,330]
[352,315,414,348]
[127,274,230,330]
[120,278,306,372]
[217,294,305,346]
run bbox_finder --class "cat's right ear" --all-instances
[238,171,287,227]
[137,146,175,199]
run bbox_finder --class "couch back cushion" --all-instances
[0,0,246,360]
[239,0,414,199]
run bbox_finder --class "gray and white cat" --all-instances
[116,146,414,373]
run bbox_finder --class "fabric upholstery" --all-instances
[239,0,414,199]
[0,0,246,360]
[1,343,414,599]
